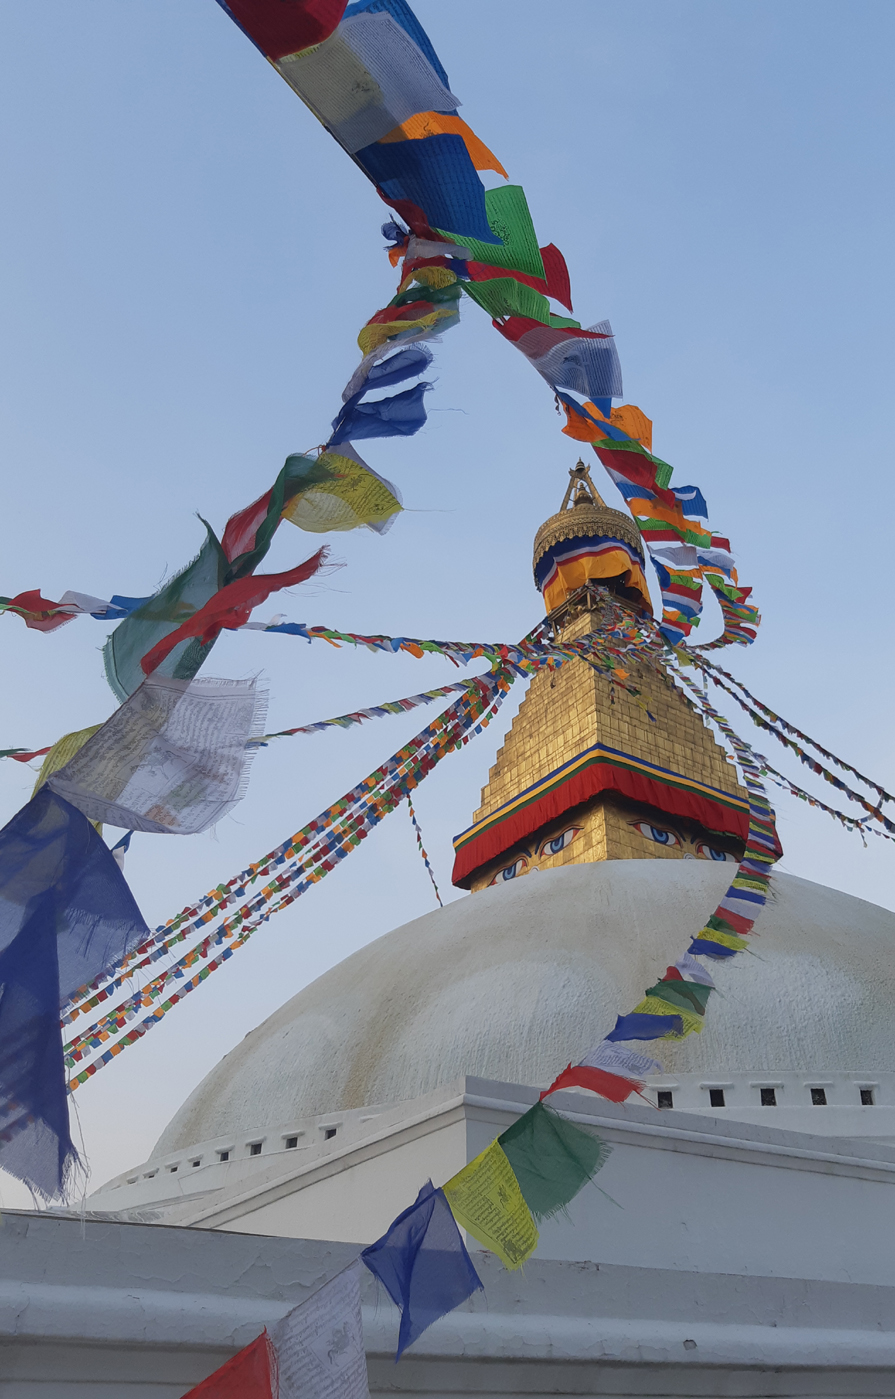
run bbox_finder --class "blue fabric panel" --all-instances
[358,345,433,395]
[534,533,641,590]
[330,382,431,444]
[344,0,450,86]
[605,1010,684,1041]
[0,790,149,1199]
[673,485,709,519]
[362,1180,483,1359]
[356,134,500,244]
[688,938,740,959]
[98,595,152,620]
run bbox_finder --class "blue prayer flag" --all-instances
[0,790,149,1198]
[350,345,433,401]
[330,382,431,446]
[355,133,500,245]
[362,1180,483,1359]
[605,1010,684,1042]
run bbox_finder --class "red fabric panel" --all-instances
[183,1330,275,1398]
[221,488,274,563]
[452,761,750,885]
[663,966,684,981]
[221,0,347,60]
[541,1063,638,1104]
[5,590,75,632]
[466,261,549,296]
[494,317,606,346]
[539,244,573,312]
[140,550,326,676]
[9,747,53,763]
[367,300,434,326]
[376,190,440,240]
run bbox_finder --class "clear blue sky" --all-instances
[0,1,892,1205]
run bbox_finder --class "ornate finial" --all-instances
[559,459,606,512]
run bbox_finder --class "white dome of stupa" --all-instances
[151,859,895,1159]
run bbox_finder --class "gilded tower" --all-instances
[452,463,750,890]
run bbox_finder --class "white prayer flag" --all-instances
[48,675,266,834]
[272,1263,369,1399]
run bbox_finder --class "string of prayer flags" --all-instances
[361,1181,483,1359]
[139,551,326,677]
[259,680,477,741]
[442,1140,539,1271]
[47,676,266,835]
[64,671,514,1084]
[497,1102,612,1223]
[0,746,52,764]
[0,788,149,1199]
[406,793,443,906]
[0,589,148,632]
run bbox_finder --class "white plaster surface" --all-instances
[152,862,895,1158]
[3,1210,895,1397]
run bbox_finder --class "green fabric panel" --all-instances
[600,437,675,490]
[437,185,546,280]
[226,454,334,582]
[103,523,228,701]
[549,314,582,330]
[461,277,551,325]
[645,979,713,1014]
[498,1101,611,1222]
[390,282,463,309]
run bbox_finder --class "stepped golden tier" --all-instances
[452,462,750,890]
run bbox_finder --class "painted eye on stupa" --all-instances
[695,842,734,862]
[633,821,681,848]
[490,857,528,885]
[539,826,581,858]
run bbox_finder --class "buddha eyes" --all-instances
[539,827,580,858]
[696,842,733,862]
[633,822,681,848]
[490,857,528,885]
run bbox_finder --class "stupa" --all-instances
[30,466,895,1395]
[86,464,895,1235]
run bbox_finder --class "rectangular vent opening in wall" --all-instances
[323,1127,338,1140]
[656,1091,673,1110]
[810,1088,827,1106]
[760,1088,777,1106]
[709,1088,725,1108]
[249,1142,262,1156]
[861,1088,875,1106]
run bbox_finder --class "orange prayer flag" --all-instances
[610,404,653,451]
[379,112,508,179]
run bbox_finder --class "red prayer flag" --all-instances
[219,0,347,60]
[140,550,327,676]
[541,1062,640,1104]
[3,590,73,632]
[182,1331,275,1398]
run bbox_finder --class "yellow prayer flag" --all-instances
[33,724,104,835]
[282,453,402,534]
[443,1140,538,1270]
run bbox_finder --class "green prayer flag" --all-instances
[645,979,712,1015]
[461,277,551,325]
[498,1101,612,1223]
[103,523,228,702]
[438,185,546,280]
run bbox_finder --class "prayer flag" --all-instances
[214,0,347,60]
[272,1263,370,1398]
[329,381,431,444]
[356,133,497,244]
[283,446,402,534]
[47,676,266,836]
[605,1010,684,1041]
[541,1062,639,1103]
[182,1331,275,1398]
[0,789,149,1198]
[220,454,334,580]
[498,1102,612,1221]
[442,1140,538,1270]
[362,1181,482,1359]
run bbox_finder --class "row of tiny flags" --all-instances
[185,1097,612,1396]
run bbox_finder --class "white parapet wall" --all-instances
[3,1208,895,1397]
